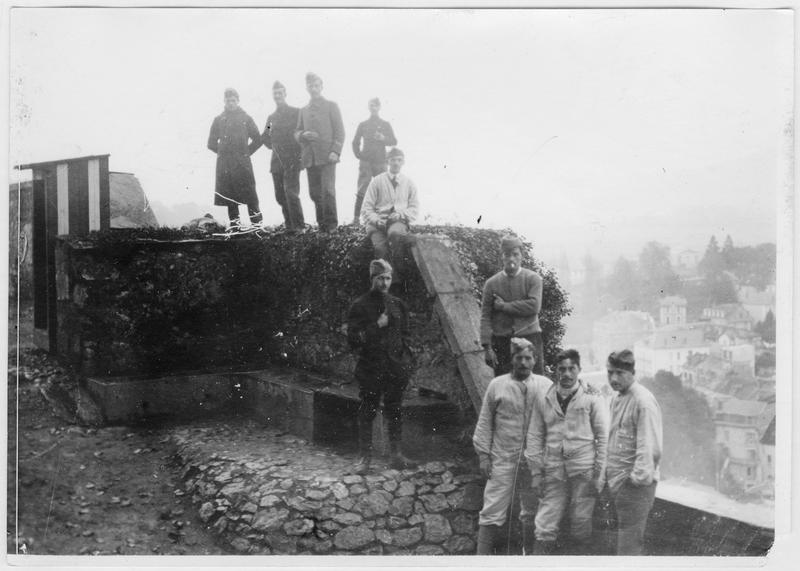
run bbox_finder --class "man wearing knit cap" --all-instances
[351,97,398,224]
[473,337,552,554]
[347,259,417,474]
[207,87,263,228]
[263,80,304,232]
[360,147,419,280]
[295,72,345,232]
[480,235,545,376]
[605,349,662,555]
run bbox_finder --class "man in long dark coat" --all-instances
[347,259,417,474]
[262,81,304,232]
[207,88,263,228]
[294,72,345,233]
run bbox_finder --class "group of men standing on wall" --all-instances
[472,233,664,556]
[207,75,417,273]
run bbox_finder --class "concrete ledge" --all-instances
[85,372,245,423]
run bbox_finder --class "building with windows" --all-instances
[634,325,710,377]
[737,284,776,323]
[701,303,754,331]
[715,398,775,495]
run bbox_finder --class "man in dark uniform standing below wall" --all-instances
[347,259,417,475]
[207,88,263,228]
[480,235,546,376]
[351,97,397,224]
[295,72,345,233]
[262,81,304,232]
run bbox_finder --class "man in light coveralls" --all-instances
[472,337,552,554]
[525,348,609,555]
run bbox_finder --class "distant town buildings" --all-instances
[701,303,754,331]
[659,295,687,326]
[737,284,776,323]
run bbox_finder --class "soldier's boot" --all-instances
[355,419,373,475]
[476,525,501,555]
[522,521,537,555]
[388,441,418,470]
[532,539,557,555]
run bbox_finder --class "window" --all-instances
[767,454,772,465]
[747,467,753,477]
[748,449,757,460]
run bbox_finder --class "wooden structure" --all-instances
[16,154,111,352]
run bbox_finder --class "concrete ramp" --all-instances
[411,234,494,412]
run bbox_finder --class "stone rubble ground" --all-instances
[172,419,486,555]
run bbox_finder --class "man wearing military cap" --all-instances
[359,147,419,280]
[295,72,345,232]
[346,259,417,474]
[351,97,398,224]
[207,87,263,228]
[480,235,546,375]
[263,81,304,232]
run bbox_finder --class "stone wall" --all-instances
[53,226,569,414]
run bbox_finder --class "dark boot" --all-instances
[476,525,500,555]
[532,539,556,555]
[355,418,373,475]
[522,521,536,555]
[389,442,418,470]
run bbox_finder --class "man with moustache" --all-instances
[473,338,552,555]
[207,87,263,228]
[346,259,417,475]
[262,80,304,232]
[605,349,663,555]
[351,97,398,224]
[480,235,545,376]
[525,349,609,555]
[295,72,345,232]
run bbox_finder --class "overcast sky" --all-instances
[9,7,793,265]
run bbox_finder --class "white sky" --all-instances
[9,7,793,264]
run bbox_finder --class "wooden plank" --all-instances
[411,234,472,294]
[68,158,89,235]
[455,352,494,411]
[56,163,69,235]
[87,158,101,231]
[434,292,484,356]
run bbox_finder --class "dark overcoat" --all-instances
[207,107,262,206]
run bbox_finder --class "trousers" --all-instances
[271,165,304,230]
[357,368,408,454]
[227,202,262,225]
[534,473,596,542]
[306,163,338,231]
[609,480,657,555]
[479,456,539,527]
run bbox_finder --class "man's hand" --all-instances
[301,130,319,141]
[387,212,402,223]
[374,132,386,142]
[493,294,506,312]
[377,311,389,329]
[484,346,498,369]
[328,152,340,163]
[479,457,492,479]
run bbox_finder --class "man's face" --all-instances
[369,101,381,116]
[224,95,239,112]
[607,365,636,393]
[502,248,522,275]
[371,272,392,293]
[273,88,286,106]
[388,156,404,175]
[511,348,535,380]
[306,78,323,98]
[556,358,580,390]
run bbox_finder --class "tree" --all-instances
[698,235,723,278]
[606,256,641,310]
[638,242,681,315]
[721,235,735,271]
[755,309,776,344]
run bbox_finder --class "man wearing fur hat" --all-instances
[262,80,304,232]
[207,87,263,228]
[359,147,419,280]
[351,97,398,224]
[295,72,345,232]
[346,259,417,474]
[480,235,545,375]
[473,337,552,554]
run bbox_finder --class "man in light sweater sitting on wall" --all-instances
[480,235,545,376]
[359,147,419,280]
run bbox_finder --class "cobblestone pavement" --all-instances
[172,419,487,555]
